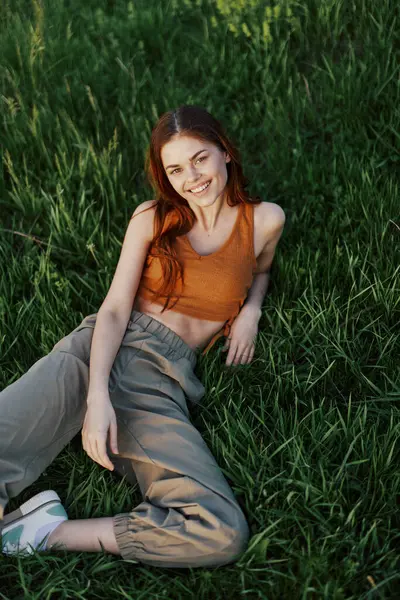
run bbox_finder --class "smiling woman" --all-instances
[0,105,285,569]
[130,106,284,360]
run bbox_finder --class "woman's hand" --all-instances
[222,305,262,366]
[82,390,119,471]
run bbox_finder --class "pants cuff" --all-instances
[113,513,139,561]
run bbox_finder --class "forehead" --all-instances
[161,135,215,166]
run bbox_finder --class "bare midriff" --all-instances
[132,295,226,352]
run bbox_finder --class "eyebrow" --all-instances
[165,149,207,170]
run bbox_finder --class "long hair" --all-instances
[132,104,261,312]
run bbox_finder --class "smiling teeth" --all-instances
[190,181,210,193]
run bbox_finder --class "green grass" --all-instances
[0,0,399,597]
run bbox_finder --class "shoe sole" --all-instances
[1,491,61,531]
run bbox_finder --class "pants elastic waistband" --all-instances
[127,310,200,366]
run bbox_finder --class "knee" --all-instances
[51,326,93,364]
[192,492,250,568]
[210,513,250,567]
[114,502,251,569]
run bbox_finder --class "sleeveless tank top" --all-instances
[136,201,257,355]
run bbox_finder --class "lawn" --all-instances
[0,0,399,598]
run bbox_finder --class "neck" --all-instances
[188,192,229,235]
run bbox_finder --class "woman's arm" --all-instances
[242,271,270,316]
[87,309,133,395]
[87,200,156,396]
[242,202,285,313]
[223,203,285,366]
[82,200,156,470]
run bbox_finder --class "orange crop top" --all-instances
[136,201,257,355]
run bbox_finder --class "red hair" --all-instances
[132,105,261,312]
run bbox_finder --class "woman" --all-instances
[0,105,285,568]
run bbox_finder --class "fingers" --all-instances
[109,419,119,455]
[82,430,115,471]
[225,343,255,366]
[246,346,255,364]
[94,438,115,471]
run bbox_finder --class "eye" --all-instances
[169,156,207,176]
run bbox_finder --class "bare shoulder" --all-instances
[253,202,285,271]
[100,200,158,317]
[130,199,158,241]
[254,202,285,257]
[258,201,286,232]
[132,199,158,218]
[131,200,157,221]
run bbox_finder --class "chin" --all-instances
[195,197,217,207]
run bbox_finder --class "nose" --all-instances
[187,164,201,182]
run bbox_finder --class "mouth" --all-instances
[188,180,212,194]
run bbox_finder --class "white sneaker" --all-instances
[1,490,68,556]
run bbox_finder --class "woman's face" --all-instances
[161,135,231,206]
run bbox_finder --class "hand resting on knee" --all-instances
[81,389,119,471]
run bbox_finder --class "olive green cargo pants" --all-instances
[0,310,250,567]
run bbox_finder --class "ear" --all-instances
[225,152,231,163]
